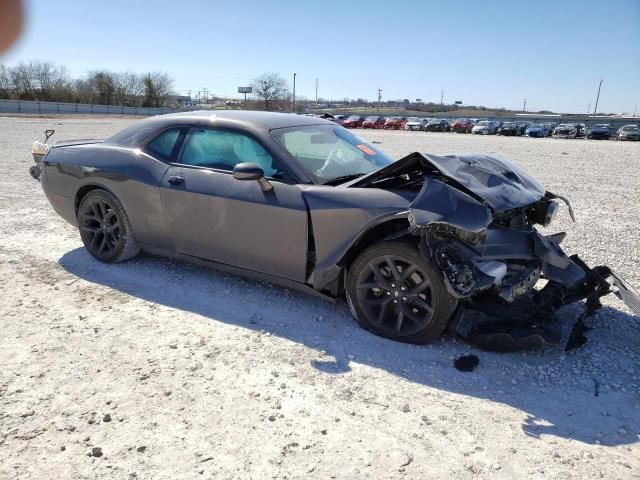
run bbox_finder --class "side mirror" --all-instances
[232,162,273,192]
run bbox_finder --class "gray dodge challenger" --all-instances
[31,111,639,350]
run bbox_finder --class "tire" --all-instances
[77,189,140,263]
[346,241,458,344]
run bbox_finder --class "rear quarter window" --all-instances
[144,128,184,161]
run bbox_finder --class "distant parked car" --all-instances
[586,124,611,140]
[404,117,427,131]
[526,123,551,138]
[497,122,521,136]
[333,115,350,125]
[342,115,365,128]
[471,120,498,135]
[552,123,585,139]
[517,122,530,135]
[451,118,474,133]
[362,116,386,129]
[425,119,450,132]
[617,124,640,141]
[544,123,557,136]
[384,117,407,130]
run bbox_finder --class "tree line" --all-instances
[0,61,174,107]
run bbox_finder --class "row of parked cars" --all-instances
[323,114,640,141]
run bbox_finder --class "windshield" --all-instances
[622,125,639,132]
[429,119,441,124]
[365,116,378,121]
[347,115,360,121]
[476,121,490,126]
[529,124,544,129]
[501,122,515,127]
[270,125,394,184]
[593,124,609,129]
[407,117,420,122]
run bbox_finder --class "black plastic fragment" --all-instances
[454,354,480,372]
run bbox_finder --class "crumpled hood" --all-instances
[353,152,546,212]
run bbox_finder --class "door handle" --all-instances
[168,175,184,186]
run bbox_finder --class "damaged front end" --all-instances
[358,152,640,351]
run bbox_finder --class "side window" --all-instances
[178,128,281,177]
[145,128,182,161]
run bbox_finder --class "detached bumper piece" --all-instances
[448,256,640,352]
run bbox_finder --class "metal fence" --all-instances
[0,99,176,116]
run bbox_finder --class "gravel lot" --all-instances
[0,116,639,480]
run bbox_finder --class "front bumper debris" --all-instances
[355,152,640,351]
[447,254,639,351]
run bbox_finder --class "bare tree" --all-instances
[0,65,11,98]
[250,72,288,110]
[142,72,173,107]
[0,61,173,106]
[113,72,142,106]
[10,62,37,99]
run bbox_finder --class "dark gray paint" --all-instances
[37,111,595,297]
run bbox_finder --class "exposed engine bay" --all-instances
[355,152,640,351]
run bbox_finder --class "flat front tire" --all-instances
[77,189,140,263]
[346,241,458,344]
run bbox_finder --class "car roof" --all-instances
[106,110,334,146]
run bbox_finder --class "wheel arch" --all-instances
[313,215,416,296]
[341,216,415,270]
[74,183,121,216]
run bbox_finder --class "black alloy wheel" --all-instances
[78,189,140,263]
[346,241,458,344]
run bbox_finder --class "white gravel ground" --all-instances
[0,116,639,480]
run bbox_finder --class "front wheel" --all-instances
[77,189,140,263]
[346,241,458,344]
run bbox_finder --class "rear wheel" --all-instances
[77,189,140,263]
[346,241,458,344]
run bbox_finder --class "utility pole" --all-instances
[315,77,318,105]
[440,90,444,105]
[592,79,603,117]
[203,88,208,107]
[377,89,382,114]
[634,105,637,117]
[523,99,527,112]
[187,90,191,101]
[587,103,590,115]
[292,73,297,112]
[197,91,201,105]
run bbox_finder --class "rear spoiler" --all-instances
[52,139,104,148]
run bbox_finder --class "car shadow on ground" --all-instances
[59,248,640,447]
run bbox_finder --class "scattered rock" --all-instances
[103,413,112,422]
[454,355,479,372]
[90,447,103,458]
[136,446,147,453]
[60,446,66,451]
[388,449,413,468]
[401,404,411,413]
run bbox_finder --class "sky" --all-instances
[1,0,639,114]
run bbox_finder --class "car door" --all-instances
[159,126,309,282]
